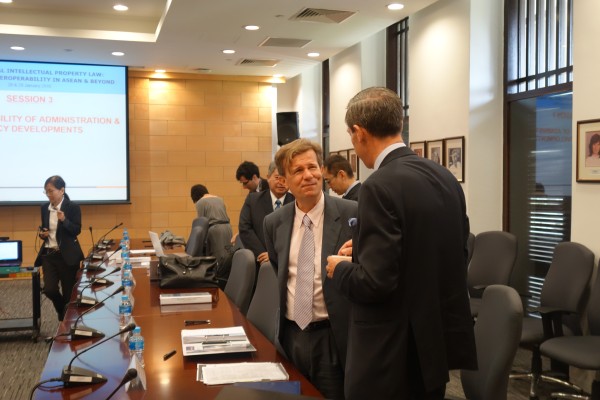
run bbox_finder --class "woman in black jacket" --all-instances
[35,176,84,320]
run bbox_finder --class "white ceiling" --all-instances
[0,0,438,79]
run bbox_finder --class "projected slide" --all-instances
[0,60,129,204]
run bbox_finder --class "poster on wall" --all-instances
[577,119,600,182]
[444,136,465,182]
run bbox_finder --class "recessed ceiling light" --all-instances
[222,49,235,54]
[273,74,283,78]
[10,46,25,51]
[0,0,14,3]
[307,52,320,58]
[155,69,166,73]
[387,3,405,10]
[113,4,128,11]
[244,25,260,31]
[112,51,125,56]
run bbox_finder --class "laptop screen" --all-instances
[148,231,165,257]
[0,240,22,266]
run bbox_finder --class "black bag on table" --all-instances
[158,254,219,289]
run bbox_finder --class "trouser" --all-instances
[282,318,345,400]
[42,250,79,320]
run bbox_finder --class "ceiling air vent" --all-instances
[236,59,279,67]
[290,8,355,24]
[259,37,312,48]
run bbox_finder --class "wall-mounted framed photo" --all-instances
[348,148,359,180]
[444,136,465,182]
[426,140,444,166]
[577,119,600,182]
[338,150,349,160]
[409,141,426,158]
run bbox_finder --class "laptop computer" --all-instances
[148,231,189,281]
[0,240,23,268]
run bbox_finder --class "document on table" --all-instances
[197,362,289,385]
[130,249,155,255]
[181,326,256,356]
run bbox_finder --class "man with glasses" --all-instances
[235,161,269,194]
[323,154,361,201]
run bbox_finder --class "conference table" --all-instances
[35,240,323,399]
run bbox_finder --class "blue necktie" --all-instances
[274,199,282,210]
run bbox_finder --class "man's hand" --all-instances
[257,252,269,264]
[326,255,352,278]
[338,239,353,256]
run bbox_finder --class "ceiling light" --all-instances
[113,4,128,11]
[112,51,125,56]
[244,25,260,31]
[307,52,320,58]
[387,3,405,10]
[155,69,166,73]
[273,74,283,78]
[222,49,235,54]
[10,46,25,51]
[0,0,14,3]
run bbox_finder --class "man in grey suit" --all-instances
[326,87,476,400]
[264,139,356,400]
[323,154,361,201]
[239,161,294,265]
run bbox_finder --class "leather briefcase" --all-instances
[158,254,219,289]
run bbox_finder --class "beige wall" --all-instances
[1,72,275,266]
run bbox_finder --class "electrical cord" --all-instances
[28,377,62,400]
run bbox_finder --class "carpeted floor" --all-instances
[0,278,592,400]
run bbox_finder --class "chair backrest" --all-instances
[224,248,256,315]
[587,260,600,335]
[461,285,523,400]
[467,231,518,291]
[185,217,209,257]
[246,262,279,343]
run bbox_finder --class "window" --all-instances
[387,18,409,143]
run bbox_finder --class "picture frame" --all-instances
[426,140,444,166]
[348,148,359,180]
[409,141,426,158]
[576,119,600,182]
[444,136,465,182]
[338,150,349,160]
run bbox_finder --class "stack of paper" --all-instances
[181,326,256,356]
[197,362,289,385]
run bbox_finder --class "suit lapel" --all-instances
[259,190,274,216]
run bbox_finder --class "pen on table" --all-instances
[185,319,211,326]
[163,349,177,361]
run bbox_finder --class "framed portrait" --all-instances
[338,150,349,160]
[444,136,465,182]
[577,119,600,182]
[426,140,444,166]
[409,141,426,158]
[348,148,359,180]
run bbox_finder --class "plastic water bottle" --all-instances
[119,294,132,329]
[122,270,134,295]
[120,243,130,263]
[129,326,145,367]
[123,228,130,247]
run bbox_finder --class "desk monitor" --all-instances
[0,240,22,267]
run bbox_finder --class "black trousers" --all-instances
[282,319,345,400]
[41,250,79,320]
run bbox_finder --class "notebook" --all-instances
[0,240,22,267]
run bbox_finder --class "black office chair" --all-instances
[460,285,523,400]
[467,231,518,317]
[466,232,475,267]
[539,260,600,400]
[185,217,209,257]
[224,249,256,315]
[246,262,279,343]
[510,241,594,399]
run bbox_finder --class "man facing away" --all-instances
[323,154,361,201]
[326,87,477,400]
[239,161,294,265]
[263,139,357,400]
[236,161,269,193]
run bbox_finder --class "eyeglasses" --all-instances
[323,171,340,184]
[43,189,57,195]
[239,179,250,187]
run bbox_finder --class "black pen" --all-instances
[163,349,177,361]
[185,319,211,326]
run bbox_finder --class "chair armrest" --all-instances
[527,306,577,339]
[469,285,487,298]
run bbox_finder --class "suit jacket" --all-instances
[239,190,294,259]
[258,177,269,192]
[34,195,85,267]
[263,194,357,366]
[342,182,361,201]
[332,147,476,399]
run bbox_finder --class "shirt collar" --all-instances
[374,142,406,170]
[48,196,65,211]
[343,180,360,197]
[294,193,325,229]
[270,191,286,207]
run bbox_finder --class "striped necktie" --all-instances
[275,199,282,210]
[294,214,314,329]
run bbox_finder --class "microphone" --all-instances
[70,285,125,339]
[88,226,95,262]
[82,244,121,272]
[105,368,138,400]
[97,222,123,249]
[80,266,121,288]
[61,322,136,387]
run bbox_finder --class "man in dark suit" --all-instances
[326,87,476,400]
[236,160,269,193]
[264,139,357,400]
[239,161,294,265]
[323,154,361,201]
